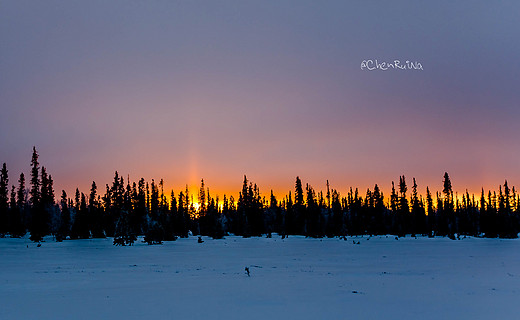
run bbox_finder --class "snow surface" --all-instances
[1,235,519,320]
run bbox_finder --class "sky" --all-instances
[1,0,519,200]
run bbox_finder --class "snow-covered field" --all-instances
[1,235,519,320]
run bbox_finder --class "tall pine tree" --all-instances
[0,163,8,235]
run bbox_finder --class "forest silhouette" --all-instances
[1,147,518,244]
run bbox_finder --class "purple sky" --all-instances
[1,1,519,199]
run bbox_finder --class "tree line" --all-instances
[0,147,519,244]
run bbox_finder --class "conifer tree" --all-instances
[504,180,511,213]
[372,184,386,235]
[292,176,305,235]
[283,191,292,237]
[326,180,331,209]
[56,190,71,241]
[441,172,455,238]
[114,176,137,245]
[15,173,27,237]
[266,190,281,236]
[80,193,89,237]
[39,167,54,237]
[426,187,434,237]
[305,184,321,237]
[29,147,45,242]
[176,190,189,237]
[29,147,40,210]
[329,189,344,237]
[198,179,206,216]
[390,182,398,213]
[236,175,250,236]
[135,178,147,234]
[106,171,124,237]
[10,184,25,236]
[410,178,426,236]
[89,181,105,238]
[144,179,164,244]
[169,190,178,236]
[397,176,409,236]
[71,189,90,239]
[0,163,8,235]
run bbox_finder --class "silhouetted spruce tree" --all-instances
[125,179,137,239]
[188,188,199,235]
[56,190,71,241]
[470,191,480,235]
[389,181,398,234]
[175,190,189,237]
[40,167,56,236]
[9,184,23,237]
[221,194,231,233]
[12,173,27,237]
[144,179,164,244]
[113,209,134,245]
[324,182,337,238]
[410,178,426,236]
[440,172,455,238]
[236,176,264,237]
[282,192,292,237]
[485,190,498,237]
[107,171,124,237]
[72,189,80,235]
[426,187,435,237]
[329,189,344,237]
[197,179,208,235]
[0,163,8,235]
[479,188,487,236]
[345,188,353,234]
[227,194,237,235]
[198,179,206,217]
[510,187,515,208]
[459,190,478,236]
[134,178,147,235]
[288,176,305,235]
[458,192,467,235]
[158,179,175,240]
[113,177,136,245]
[146,182,150,211]
[207,194,225,239]
[102,184,112,236]
[266,190,281,236]
[169,190,178,236]
[8,186,15,234]
[348,188,363,235]
[80,192,89,238]
[326,180,331,209]
[498,180,517,238]
[504,181,511,213]
[29,147,45,242]
[317,190,327,237]
[236,176,249,236]
[249,183,264,236]
[305,184,321,237]
[397,176,409,236]
[89,181,105,238]
[373,184,386,235]
[46,171,61,237]
[71,189,86,238]
[514,187,520,236]
[362,188,373,235]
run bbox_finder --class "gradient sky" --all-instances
[1,0,519,199]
